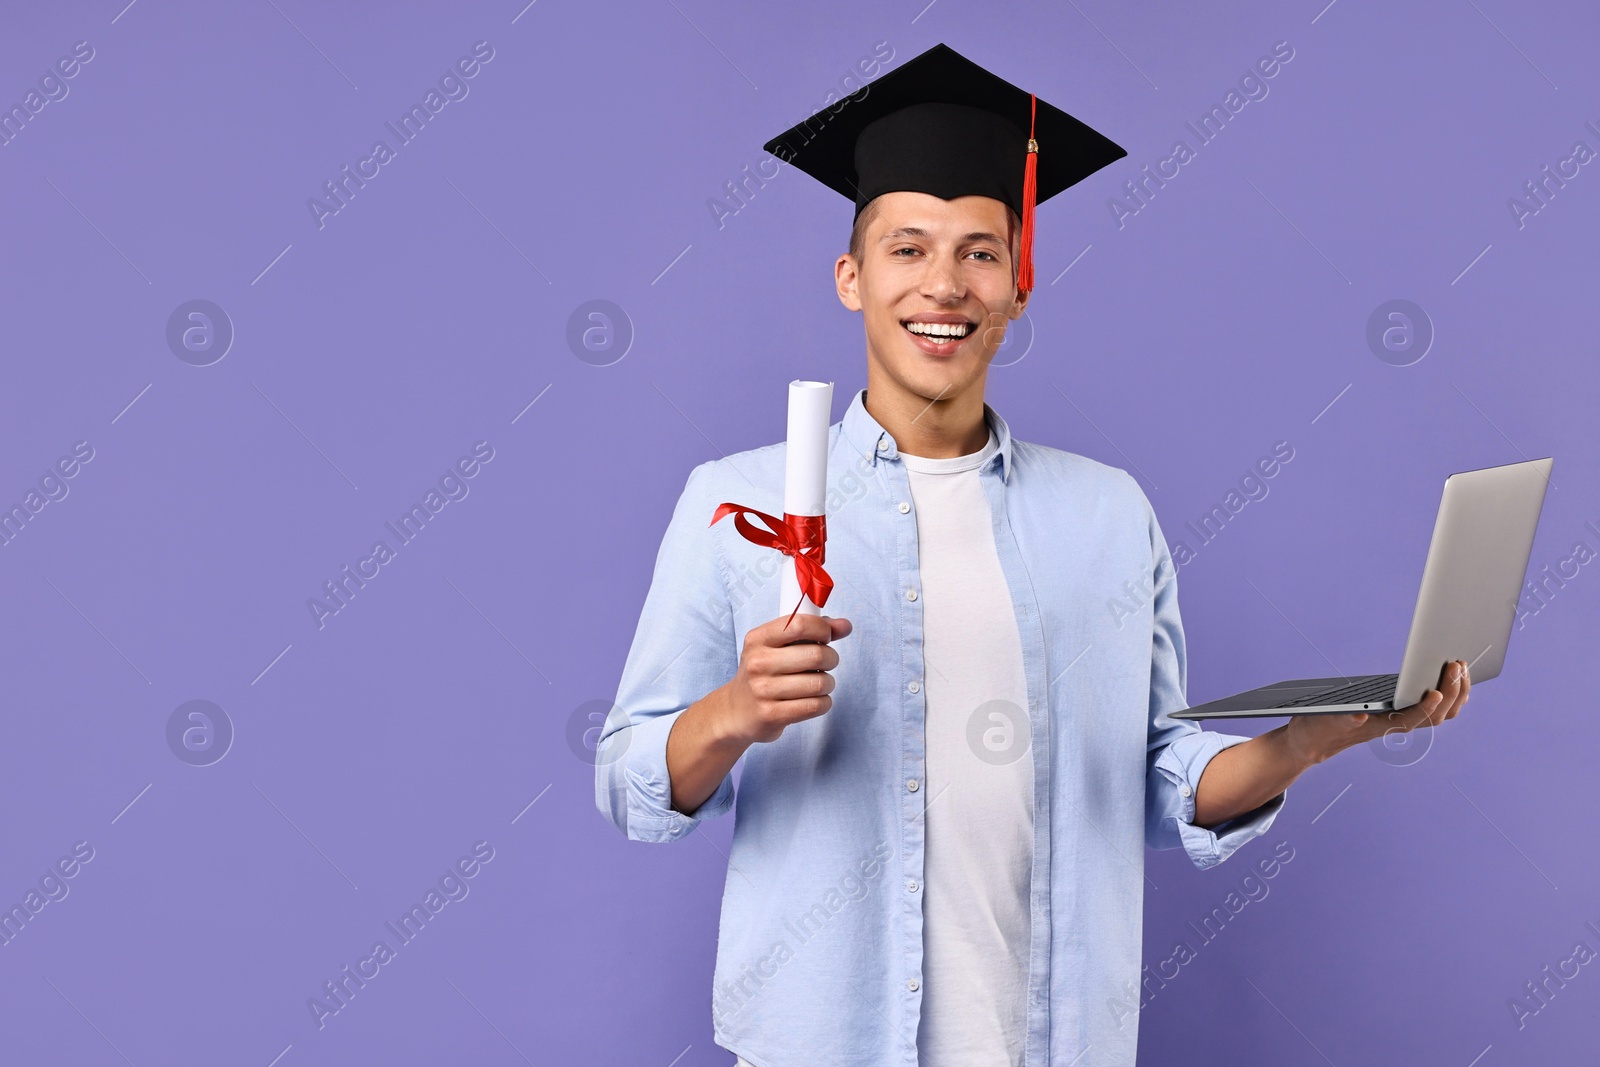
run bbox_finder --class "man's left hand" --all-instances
[1282,658,1471,767]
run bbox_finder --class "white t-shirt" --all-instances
[902,425,1034,1067]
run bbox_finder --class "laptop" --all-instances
[1171,456,1553,720]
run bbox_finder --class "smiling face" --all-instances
[835,190,1028,422]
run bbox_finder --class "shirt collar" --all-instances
[839,386,1013,483]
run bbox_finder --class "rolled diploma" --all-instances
[778,380,834,620]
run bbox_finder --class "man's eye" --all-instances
[970,251,997,261]
[891,247,920,256]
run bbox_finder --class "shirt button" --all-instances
[898,501,911,514]
[907,680,921,694]
[907,978,919,992]
[906,588,918,601]
[1180,784,1193,797]
[878,439,890,452]
[907,879,919,892]
[907,778,919,792]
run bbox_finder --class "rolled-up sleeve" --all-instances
[1138,489,1286,870]
[595,460,740,843]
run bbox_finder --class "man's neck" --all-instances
[862,382,989,459]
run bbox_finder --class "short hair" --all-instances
[848,197,1021,286]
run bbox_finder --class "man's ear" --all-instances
[836,253,863,312]
[1010,285,1030,319]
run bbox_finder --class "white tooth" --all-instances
[907,321,968,338]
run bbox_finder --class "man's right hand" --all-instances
[722,612,853,745]
[664,611,853,817]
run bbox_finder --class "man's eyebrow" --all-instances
[878,227,1008,244]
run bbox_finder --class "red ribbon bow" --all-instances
[710,503,833,629]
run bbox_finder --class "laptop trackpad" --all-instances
[1255,677,1353,693]
[1197,681,1329,713]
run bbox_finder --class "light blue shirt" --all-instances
[596,386,1286,1067]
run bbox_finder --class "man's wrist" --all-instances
[701,682,756,753]
[1273,721,1332,771]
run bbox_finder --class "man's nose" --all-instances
[922,252,964,299]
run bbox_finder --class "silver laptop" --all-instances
[1172,457,1552,720]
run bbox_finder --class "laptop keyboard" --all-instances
[1277,674,1399,708]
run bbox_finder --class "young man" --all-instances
[595,43,1470,1067]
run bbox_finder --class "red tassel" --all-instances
[1017,93,1038,295]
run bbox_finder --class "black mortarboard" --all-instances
[763,42,1126,293]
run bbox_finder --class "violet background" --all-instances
[0,1,1595,1064]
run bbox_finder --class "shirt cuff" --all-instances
[620,707,737,843]
[1153,731,1287,870]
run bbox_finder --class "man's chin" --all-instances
[887,362,982,402]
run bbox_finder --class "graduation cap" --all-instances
[763,43,1126,294]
